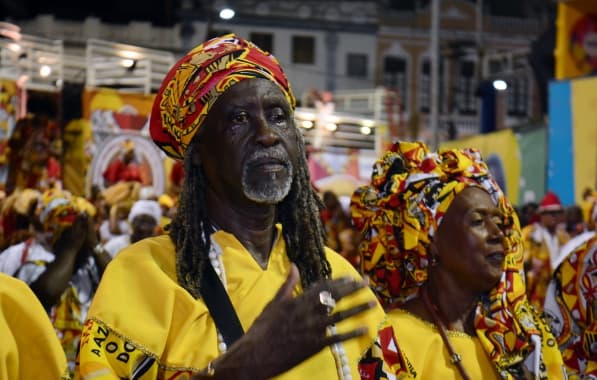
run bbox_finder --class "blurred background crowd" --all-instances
[0,0,596,377]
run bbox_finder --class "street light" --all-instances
[39,65,52,77]
[492,79,508,91]
[219,8,235,20]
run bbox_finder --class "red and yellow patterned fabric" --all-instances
[359,323,415,379]
[522,223,570,310]
[544,233,597,378]
[150,34,295,160]
[350,141,564,379]
[38,189,79,246]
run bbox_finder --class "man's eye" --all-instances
[232,112,249,124]
[269,108,287,124]
[272,113,286,124]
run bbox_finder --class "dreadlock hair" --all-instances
[169,127,332,299]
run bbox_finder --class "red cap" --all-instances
[538,191,563,213]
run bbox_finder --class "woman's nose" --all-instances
[487,218,505,240]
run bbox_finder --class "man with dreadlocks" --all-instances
[76,34,384,380]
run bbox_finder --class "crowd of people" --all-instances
[0,33,595,379]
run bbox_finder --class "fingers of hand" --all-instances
[323,327,368,347]
[328,301,375,325]
[314,277,366,301]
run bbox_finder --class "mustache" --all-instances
[245,147,291,166]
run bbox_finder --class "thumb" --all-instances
[273,264,300,303]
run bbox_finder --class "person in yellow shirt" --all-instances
[544,231,596,378]
[0,272,69,379]
[0,190,110,377]
[351,142,566,379]
[522,191,570,310]
[76,34,384,380]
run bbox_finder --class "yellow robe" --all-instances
[522,224,570,310]
[387,309,500,379]
[76,225,384,379]
[0,273,69,380]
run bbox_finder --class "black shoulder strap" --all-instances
[199,260,245,346]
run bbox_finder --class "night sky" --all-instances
[2,0,181,25]
[2,0,553,26]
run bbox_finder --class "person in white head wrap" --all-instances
[103,200,162,258]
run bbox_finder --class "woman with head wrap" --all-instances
[0,189,111,376]
[352,141,565,379]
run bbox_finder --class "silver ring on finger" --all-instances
[318,290,336,315]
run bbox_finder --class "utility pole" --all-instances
[205,0,215,41]
[476,0,484,131]
[430,0,440,149]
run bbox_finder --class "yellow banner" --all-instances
[555,1,597,80]
[81,89,175,196]
[570,77,597,203]
[440,129,521,203]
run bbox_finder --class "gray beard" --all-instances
[241,148,293,204]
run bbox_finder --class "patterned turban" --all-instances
[351,141,513,306]
[351,141,563,376]
[150,34,296,160]
[38,189,80,245]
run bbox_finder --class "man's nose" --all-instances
[254,115,280,146]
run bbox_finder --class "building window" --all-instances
[506,76,529,116]
[456,60,476,115]
[250,32,273,53]
[382,56,408,112]
[420,61,430,113]
[292,36,315,64]
[419,59,444,113]
[346,53,368,78]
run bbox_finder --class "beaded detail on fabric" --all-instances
[208,244,228,354]
[208,232,353,379]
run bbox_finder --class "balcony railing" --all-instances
[330,88,480,142]
[0,33,64,92]
[85,39,175,94]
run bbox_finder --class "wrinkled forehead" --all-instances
[198,78,291,135]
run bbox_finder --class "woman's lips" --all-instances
[486,251,505,264]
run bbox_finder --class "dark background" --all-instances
[2,0,555,27]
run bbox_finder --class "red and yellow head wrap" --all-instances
[150,34,296,160]
[37,189,80,245]
[351,141,513,306]
[351,141,564,377]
